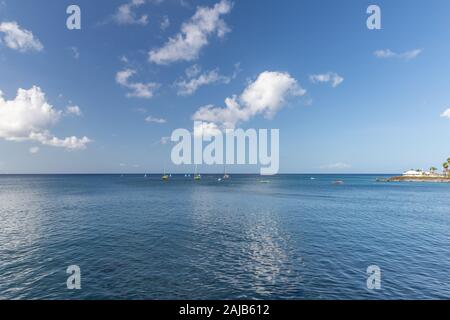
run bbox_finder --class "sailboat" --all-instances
[162,167,169,181]
[194,164,201,181]
[223,165,230,180]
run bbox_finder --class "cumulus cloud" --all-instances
[440,108,450,118]
[175,65,236,96]
[193,71,305,129]
[374,48,423,60]
[0,86,91,150]
[193,121,221,138]
[149,0,232,64]
[29,132,91,149]
[145,115,166,123]
[0,21,43,52]
[310,72,344,88]
[116,69,160,98]
[185,64,201,78]
[66,105,82,116]
[113,0,149,25]
[160,15,170,30]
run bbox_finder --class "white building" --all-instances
[403,170,425,176]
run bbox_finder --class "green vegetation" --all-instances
[386,157,450,183]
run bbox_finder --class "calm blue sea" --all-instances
[0,174,449,300]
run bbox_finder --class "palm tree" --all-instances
[430,167,438,175]
[443,162,449,177]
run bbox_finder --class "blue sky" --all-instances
[1,0,450,174]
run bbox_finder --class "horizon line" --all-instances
[0,172,400,175]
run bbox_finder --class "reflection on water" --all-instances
[187,180,304,299]
[1,174,450,299]
[244,217,295,296]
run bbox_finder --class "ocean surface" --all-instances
[0,174,449,300]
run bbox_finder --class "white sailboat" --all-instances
[223,165,230,180]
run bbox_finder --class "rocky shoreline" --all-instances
[385,176,450,183]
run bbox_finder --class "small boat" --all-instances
[223,165,230,179]
[144,174,147,178]
[310,177,316,180]
[162,167,169,181]
[333,180,344,185]
[217,178,222,182]
[194,164,201,181]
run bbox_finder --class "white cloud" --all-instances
[160,136,170,144]
[149,0,232,64]
[113,0,149,25]
[193,71,305,129]
[120,55,129,64]
[29,146,39,154]
[29,132,91,149]
[160,15,170,30]
[145,115,166,123]
[66,105,82,116]
[440,108,450,118]
[116,69,160,98]
[193,121,221,138]
[310,72,344,88]
[0,86,91,150]
[0,87,61,138]
[175,67,232,96]
[179,0,190,8]
[0,21,43,52]
[134,107,148,114]
[69,46,80,59]
[185,64,201,78]
[374,48,423,61]
[320,162,351,170]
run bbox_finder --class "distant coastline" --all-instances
[384,158,450,183]
[386,176,450,183]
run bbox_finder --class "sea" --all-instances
[0,174,449,299]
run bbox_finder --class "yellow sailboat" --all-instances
[194,164,201,181]
[162,167,169,181]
